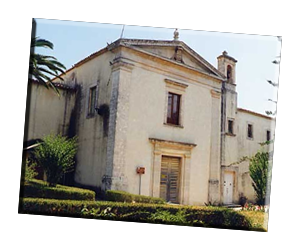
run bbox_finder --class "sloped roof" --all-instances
[237,108,275,120]
[30,79,76,91]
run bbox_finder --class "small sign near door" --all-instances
[136,166,145,174]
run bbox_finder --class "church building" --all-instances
[24,30,275,205]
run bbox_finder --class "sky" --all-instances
[34,18,281,115]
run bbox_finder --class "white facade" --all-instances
[24,37,275,205]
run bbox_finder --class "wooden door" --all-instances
[160,156,180,203]
[223,172,234,205]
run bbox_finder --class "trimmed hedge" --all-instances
[105,190,165,204]
[20,179,95,201]
[18,198,264,231]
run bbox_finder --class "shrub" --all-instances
[149,210,188,225]
[105,190,165,204]
[19,198,259,231]
[238,210,268,232]
[239,193,248,207]
[22,160,38,181]
[20,179,95,201]
[34,134,77,187]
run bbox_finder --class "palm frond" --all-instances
[32,53,58,60]
[36,67,62,78]
[31,70,60,96]
[31,37,54,49]
[29,37,66,96]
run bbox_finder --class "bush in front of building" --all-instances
[19,198,263,231]
[105,190,166,204]
[20,179,95,201]
[33,134,78,187]
[249,151,271,205]
[21,160,38,181]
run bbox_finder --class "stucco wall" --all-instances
[110,47,222,205]
[24,82,76,142]
[60,50,116,189]
[235,110,275,201]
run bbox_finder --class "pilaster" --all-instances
[208,89,222,204]
[105,58,134,191]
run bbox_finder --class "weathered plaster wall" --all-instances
[60,50,116,189]
[236,110,275,201]
[110,47,223,205]
[24,83,76,142]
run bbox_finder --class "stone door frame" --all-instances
[149,138,196,205]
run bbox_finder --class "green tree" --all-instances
[249,151,271,205]
[228,149,272,205]
[34,134,77,187]
[29,37,66,96]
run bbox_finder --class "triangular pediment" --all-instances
[113,39,225,80]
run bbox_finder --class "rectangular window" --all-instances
[267,130,271,141]
[228,120,234,134]
[247,124,253,139]
[167,92,181,125]
[88,86,97,116]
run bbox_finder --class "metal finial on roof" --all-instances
[223,51,228,56]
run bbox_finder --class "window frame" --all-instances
[167,92,181,125]
[86,84,98,118]
[247,123,254,140]
[227,119,234,135]
[164,79,187,128]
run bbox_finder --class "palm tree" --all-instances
[29,37,66,95]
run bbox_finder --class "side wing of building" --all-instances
[236,109,275,202]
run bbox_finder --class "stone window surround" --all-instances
[149,137,196,205]
[86,83,99,119]
[163,79,188,128]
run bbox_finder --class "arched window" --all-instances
[227,65,232,80]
